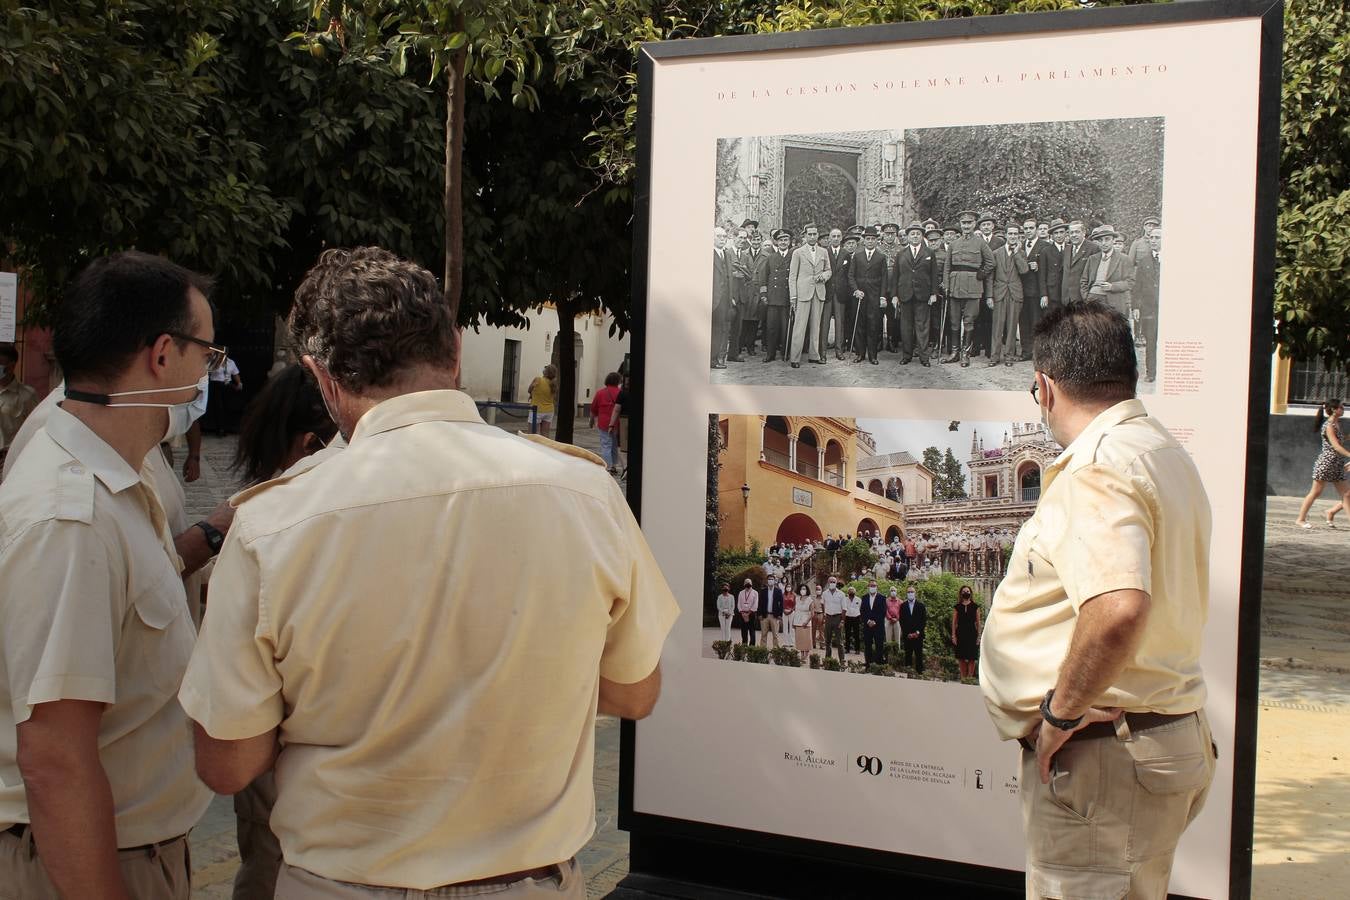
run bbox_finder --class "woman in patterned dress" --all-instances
[1295,399,1350,528]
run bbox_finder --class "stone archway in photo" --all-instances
[782,148,859,235]
[776,512,823,545]
[885,525,902,543]
[857,517,880,538]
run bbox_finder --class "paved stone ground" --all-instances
[709,342,1157,395]
[178,426,1339,897]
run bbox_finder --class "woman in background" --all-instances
[1295,399,1350,528]
[226,363,338,900]
[527,364,558,438]
[793,583,815,663]
[952,585,981,680]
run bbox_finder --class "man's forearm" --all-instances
[1051,589,1151,719]
[175,525,213,577]
[24,752,129,899]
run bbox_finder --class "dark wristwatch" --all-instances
[194,521,225,556]
[1039,689,1084,731]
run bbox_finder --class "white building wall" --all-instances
[458,306,630,411]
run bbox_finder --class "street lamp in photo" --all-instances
[741,483,751,506]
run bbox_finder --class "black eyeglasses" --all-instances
[165,332,228,371]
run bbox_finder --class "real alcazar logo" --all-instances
[784,748,838,770]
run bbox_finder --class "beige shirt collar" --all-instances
[351,389,485,445]
[1047,398,1147,480]
[44,404,140,493]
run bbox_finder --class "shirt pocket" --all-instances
[127,569,195,699]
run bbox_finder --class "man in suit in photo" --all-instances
[840,227,864,357]
[899,585,927,676]
[989,223,1030,367]
[726,229,754,362]
[710,227,734,369]
[758,575,785,649]
[788,223,831,368]
[818,228,847,360]
[1019,217,1049,360]
[942,211,996,367]
[1081,224,1135,316]
[848,226,889,365]
[1061,220,1093,305]
[894,222,939,367]
[1134,226,1162,383]
[974,211,1004,361]
[860,581,887,666]
[757,229,792,362]
[879,223,903,351]
[1039,218,1069,317]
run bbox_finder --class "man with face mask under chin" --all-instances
[0,251,220,899]
[4,375,236,629]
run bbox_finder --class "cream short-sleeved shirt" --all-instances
[180,390,679,890]
[980,400,1211,741]
[0,407,211,845]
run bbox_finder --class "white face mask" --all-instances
[65,374,209,441]
[907,592,916,602]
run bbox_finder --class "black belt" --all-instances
[949,264,979,272]
[1018,710,1194,752]
[3,823,185,854]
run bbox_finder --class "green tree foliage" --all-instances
[906,119,1164,237]
[942,448,968,500]
[1276,0,1350,367]
[0,0,291,314]
[921,445,968,500]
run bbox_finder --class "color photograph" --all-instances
[702,413,1059,682]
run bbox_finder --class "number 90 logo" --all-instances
[856,755,882,775]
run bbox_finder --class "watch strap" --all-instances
[194,520,225,555]
[1040,689,1084,731]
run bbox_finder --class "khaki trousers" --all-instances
[275,858,583,899]
[1021,710,1216,900]
[0,827,190,900]
[759,614,780,648]
[233,772,282,900]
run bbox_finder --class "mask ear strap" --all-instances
[64,388,112,405]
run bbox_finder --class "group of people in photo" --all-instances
[713,575,983,679]
[710,211,1162,380]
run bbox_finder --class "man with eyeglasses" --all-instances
[0,251,218,898]
[981,301,1214,899]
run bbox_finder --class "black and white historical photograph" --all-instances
[707,119,1165,392]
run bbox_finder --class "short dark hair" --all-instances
[289,247,455,392]
[0,344,18,365]
[54,251,210,383]
[604,371,621,387]
[1032,301,1137,404]
[233,364,338,486]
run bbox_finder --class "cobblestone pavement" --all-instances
[180,423,1339,897]
[709,343,1157,395]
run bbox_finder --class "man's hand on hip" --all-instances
[1033,707,1121,784]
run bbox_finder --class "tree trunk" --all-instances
[443,20,467,334]
[554,296,577,444]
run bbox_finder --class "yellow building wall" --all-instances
[717,415,903,551]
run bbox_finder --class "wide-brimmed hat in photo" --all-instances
[740,218,759,228]
[924,222,943,237]
[1090,224,1118,241]
[1047,218,1068,234]
[976,210,997,226]
[905,221,925,235]
[861,225,880,238]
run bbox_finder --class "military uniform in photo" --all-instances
[757,233,792,362]
[1134,245,1161,382]
[942,219,995,367]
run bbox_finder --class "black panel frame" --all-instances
[621,3,1282,896]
